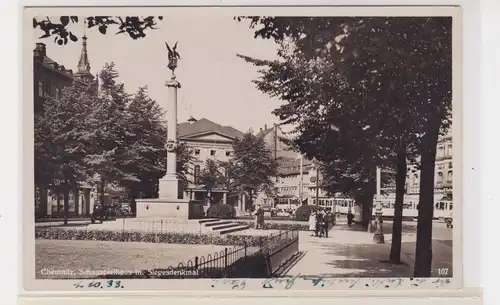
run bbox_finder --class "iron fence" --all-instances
[139,229,300,279]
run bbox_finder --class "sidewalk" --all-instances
[387,233,453,277]
[285,223,452,278]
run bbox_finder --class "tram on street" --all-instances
[313,197,453,220]
[274,196,453,221]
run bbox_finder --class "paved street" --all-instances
[285,221,453,278]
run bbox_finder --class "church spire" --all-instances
[74,18,94,84]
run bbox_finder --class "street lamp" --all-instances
[373,167,385,244]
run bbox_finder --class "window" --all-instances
[437,172,444,184]
[210,150,216,156]
[194,165,201,184]
[225,151,231,157]
[194,149,200,155]
[55,88,61,100]
[448,162,453,169]
[437,146,444,158]
[447,170,453,182]
[412,173,418,186]
[38,81,44,97]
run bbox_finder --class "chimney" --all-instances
[260,128,263,132]
[34,43,46,58]
[265,124,268,130]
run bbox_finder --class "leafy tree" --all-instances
[34,82,95,223]
[199,159,225,201]
[83,62,133,206]
[33,16,164,45]
[229,132,278,209]
[238,16,452,276]
[119,86,167,207]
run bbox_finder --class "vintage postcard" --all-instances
[23,5,464,296]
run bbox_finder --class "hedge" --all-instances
[207,204,236,219]
[35,228,270,247]
[235,221,309,231]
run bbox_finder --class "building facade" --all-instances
[178,117,251,211]
[34,35,100,217]
[405,131,453,199]
[257,124,298,161]
[270,127,453,210]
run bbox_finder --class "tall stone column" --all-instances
[135,41,191,219]
[158,74,181,200]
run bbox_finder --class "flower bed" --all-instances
[235,221,309,231]
[35,228,274,247]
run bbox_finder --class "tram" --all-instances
[312,197,453,220]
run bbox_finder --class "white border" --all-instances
[0,0,489,304]
[480,0,499,305]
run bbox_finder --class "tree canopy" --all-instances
[33,16,164,45]
[34,61,193,214]
[229,132,279,203]
[237,16,452,276]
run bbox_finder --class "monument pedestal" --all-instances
[136,174,190,219]
[135,198,190,219]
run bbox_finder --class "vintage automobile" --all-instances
[90,204,117,224]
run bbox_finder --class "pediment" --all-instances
[182,132,234,142]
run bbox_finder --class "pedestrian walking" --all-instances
[323,209,334,238]
[308,210,317,236]
[316,209,325,237]
[347,207,354,227]
[254,204,264,229]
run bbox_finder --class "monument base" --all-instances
[158,173,179,200]
[136,198,190,219]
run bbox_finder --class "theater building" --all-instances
[178,117,252,212]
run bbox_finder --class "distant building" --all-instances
[34,34,100,217]
[271,126,453,210]
[403,130,453,203]
[178,117,251,211]
[33,38,98,115]
[257,123,298,161]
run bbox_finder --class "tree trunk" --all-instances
[63,182,70,225]
[74,187,80,216]
[99,177,106,206]
[128,186,138,216]
[414,123,440,277]
[357,191,374,230]
[390,138,407,263]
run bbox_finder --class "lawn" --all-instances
[35,239,232,279]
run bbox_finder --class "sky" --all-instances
[33,15,285,133]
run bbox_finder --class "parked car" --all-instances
[90,205,116,224]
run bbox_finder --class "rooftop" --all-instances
[178,118,245,140]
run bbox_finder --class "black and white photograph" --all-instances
[24,6,461,291]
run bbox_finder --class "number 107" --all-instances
[437,268,449,276]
